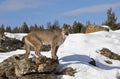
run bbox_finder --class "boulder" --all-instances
[0,37,24,52]
[100,48,120,60]
[58,67,76,76]
[21,74,57,79]
[0,54,59,79]
[88,58,96,66]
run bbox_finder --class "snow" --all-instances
[1,30,120,79]
[4,32,27,40]
[101,25,112,31]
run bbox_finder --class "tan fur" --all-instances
[85,24,109,33]
[23,26,69,59]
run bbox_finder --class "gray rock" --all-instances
[21,74,57,79]
[0,54,59,79]
[0,37,24,52]
[100,48,120,60]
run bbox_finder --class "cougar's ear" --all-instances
[62,26,70,37]
[62,26,70,31]
[67,25,70,28]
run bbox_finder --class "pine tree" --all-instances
[12,27,19,33]
[103,8,118,30]
[30,25,34,31]
[6,26,11,32]
[21,22,30,33]
[39,25,44,30]
[52,20,59,29]
[47,20,60,30]
[0,24,5,33]
[71,21,84,33]
[34,24,38,30]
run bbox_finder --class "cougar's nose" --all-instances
[65,32,69,36]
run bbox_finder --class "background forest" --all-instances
[0,8,120,33]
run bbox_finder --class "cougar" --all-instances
[22,26,69,59]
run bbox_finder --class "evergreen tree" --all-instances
[103,8,118,30]
[6,26,11,32]
[30,25,34,31]
[39,25,44,30]
[71,21,84,33]
[12,27,19,33]
[52,20,59,29]
[0,24,5,33]
[30,24,41,31]
[47,22,52,29]
[21,22,30,33]
[47,20,60,30]
[34,24,38,30]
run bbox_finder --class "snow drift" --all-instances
[0,30,120,79]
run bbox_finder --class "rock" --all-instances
[15,56,59,77]
[0,69,5,77]
[0,37,24,52]
[100,48,120,60]
[105,60,112,64]
[116,72,120,79]
[0,54,59,78]
[21,74,57,79]
[0,54,24,78]
[60,67,76,76]
[0,47,8,52]
[55,67,76,76]
[85,24,109,33]
[29,45,51,52]
[41,45,51,51]
[88,58,96,66]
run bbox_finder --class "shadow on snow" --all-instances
[58,54,120,70]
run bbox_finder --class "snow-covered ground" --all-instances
[1,30,120,79]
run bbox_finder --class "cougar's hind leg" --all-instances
[34,42,43,58]
[21,42,30,59]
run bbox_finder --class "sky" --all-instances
[0,0,120,28]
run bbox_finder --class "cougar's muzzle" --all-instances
[65,32,69,36]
